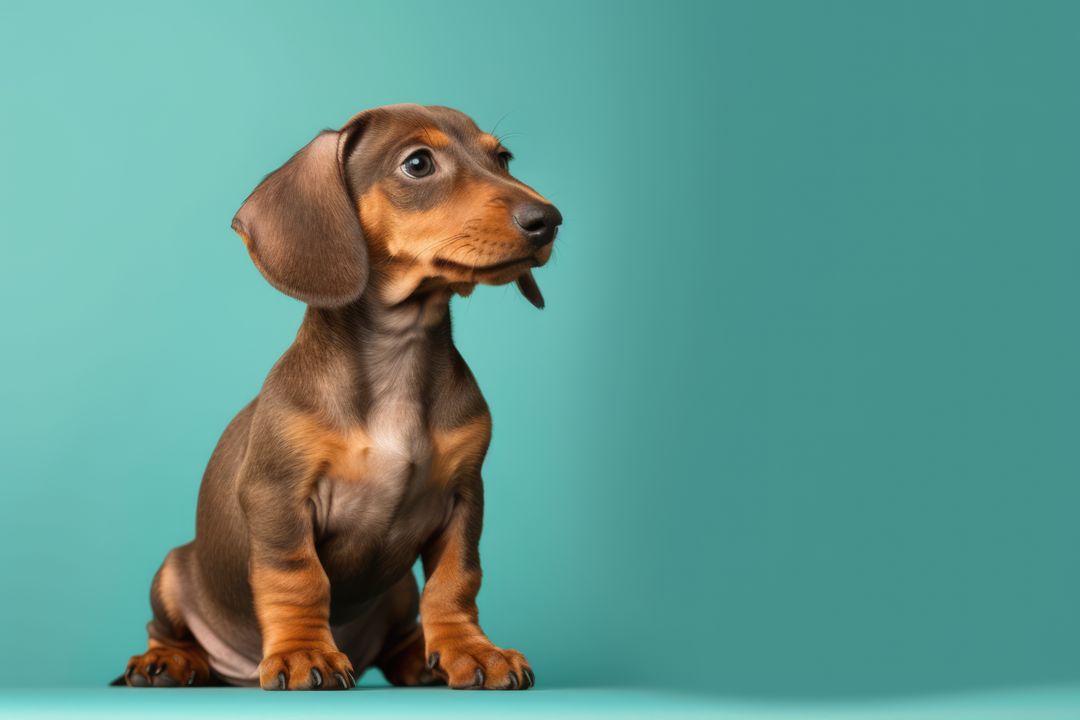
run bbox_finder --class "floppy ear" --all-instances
[231,122,367,307]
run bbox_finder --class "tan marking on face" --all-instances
[478,134,500,151]
[372,180,509,258]
[358,179,534,302]
[417,128,452,149]
[431,416,492,487]
[356,187,396,259]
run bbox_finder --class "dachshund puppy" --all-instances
[119,104,560,690]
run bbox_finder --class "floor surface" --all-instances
[2,686,1080,719]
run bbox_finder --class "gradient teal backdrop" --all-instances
[1,0,1079,700]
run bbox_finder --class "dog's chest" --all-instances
[310,315,451,559]
[312,405,442,538]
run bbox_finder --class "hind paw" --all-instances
[378,631,443,687]
[125,646,210,687]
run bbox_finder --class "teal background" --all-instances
[1,0,1079,705]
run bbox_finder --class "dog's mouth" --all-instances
[418,252,548,309]
[433,254,537,276]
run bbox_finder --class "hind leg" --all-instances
[124,546,212,687]
[376,623,442,687]
[371,574,442,687]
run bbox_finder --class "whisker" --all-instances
[490,111,513,137]
[402,233,468,268]
[379,229,469,271]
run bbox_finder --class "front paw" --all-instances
[427,638,533,690]
[258,648,355,690]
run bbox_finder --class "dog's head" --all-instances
[232,104,560,309]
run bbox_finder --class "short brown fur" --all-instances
[119,104,559,692]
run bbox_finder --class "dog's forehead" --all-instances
[344,105,501,196]
[361,105,492,153]
[422,105,486,141]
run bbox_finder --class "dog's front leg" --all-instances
[420,479,534,690]
[239,464,354,691]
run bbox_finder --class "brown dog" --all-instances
[118,104,560,690]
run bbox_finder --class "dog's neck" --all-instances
[303,282,452,349]
[298,276,457,419]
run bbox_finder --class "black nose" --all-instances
[513,203,562,248]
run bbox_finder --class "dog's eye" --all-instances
[497,151,513,171]
[401,150,435,178]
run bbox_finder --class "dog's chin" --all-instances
[426,244,551,307]
[434,251,547,286]
[489,244,552,284]
[476,259,537,286]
